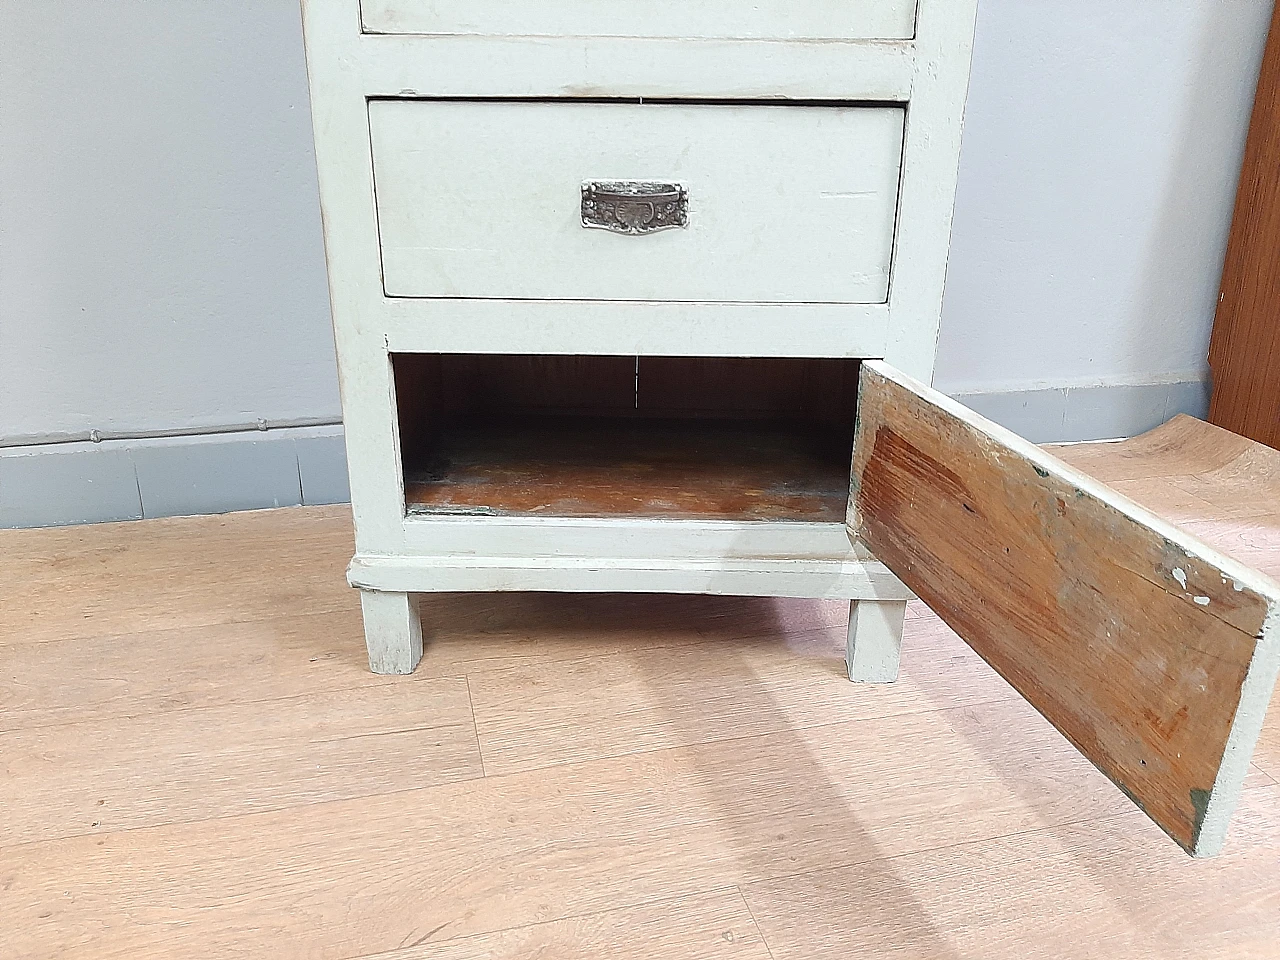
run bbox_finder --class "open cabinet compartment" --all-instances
[392,354,861,522]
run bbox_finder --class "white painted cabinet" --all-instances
[300,0,979,677]
[301,0,1280,858]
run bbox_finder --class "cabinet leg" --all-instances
[360,590,423,675]
[846,599,907,683]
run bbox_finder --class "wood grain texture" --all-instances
[0,505,356,645]
[1054,415,1280,523]
[742,785,1280,960]
[0,592,860,733]
[395,355,860,522]
[358,890,772,960]
[465,614,1017,776]
[0,698,1136,960]
[1052,419,1280,590]
[851,362,1280,856]
[1209,0,1280,451]
[0,679,482,847]
[0,609,373,732]
[404,419,851,521]
[1050,414,1257,482]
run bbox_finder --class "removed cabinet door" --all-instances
[849,360,1280,857]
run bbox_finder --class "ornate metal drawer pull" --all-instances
[581,180,688,235]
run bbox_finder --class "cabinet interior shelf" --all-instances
[394,354,861,523]
[404,417,851,521]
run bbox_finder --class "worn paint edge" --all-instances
[1194,600,1280,856]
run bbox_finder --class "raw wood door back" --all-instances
[850,360,1280,857]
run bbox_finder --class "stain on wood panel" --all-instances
[850,361,1280,856]
[405,418,849,521]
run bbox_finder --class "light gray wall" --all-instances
[0,0,1272,525]
[936,0,1272,407]
[0,0,339,445]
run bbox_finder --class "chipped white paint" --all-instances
[1195,596,1212,606]
[1198,602,1280,857]
[1173,567,1188,589]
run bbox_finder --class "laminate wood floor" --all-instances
[2,415,1278,959]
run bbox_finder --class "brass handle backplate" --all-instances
[581,180,688,236]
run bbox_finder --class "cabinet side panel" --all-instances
[302,0,408,550]
[883,0,979,381]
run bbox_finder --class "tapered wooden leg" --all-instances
[360,590,423,675]
[846,599,907,683]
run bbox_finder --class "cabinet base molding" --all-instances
[347,553,914,602]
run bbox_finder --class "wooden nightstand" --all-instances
[302,0,1280,857]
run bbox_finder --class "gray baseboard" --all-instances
[0,377,1212,529]
[951,377,1211,445]
[0,425,350,529]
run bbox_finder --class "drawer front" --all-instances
[370,100,905,304]
[361,0,918,41]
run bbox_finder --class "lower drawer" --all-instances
[369,99,905,303]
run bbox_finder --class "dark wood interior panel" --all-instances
[394,354,636,421]
[637,358,860,429]
[393,355,860,521]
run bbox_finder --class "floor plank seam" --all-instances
[450,628,777,679]
[463,675,488,777]
[0,672,436,737]
[0,603,361,651]
[308,719,477,745]
[742,819,1122,893]
[0,765,487,853]
[338,884,746,959]
[0,693,1037,855]
[736,884,778,960]
[469,693,1026,781]
[732,803,1235,895]
[0,605,364,651]
[19,746,1271,861]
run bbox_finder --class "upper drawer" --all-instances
[370,99,905,304]
[360,0,918,41]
